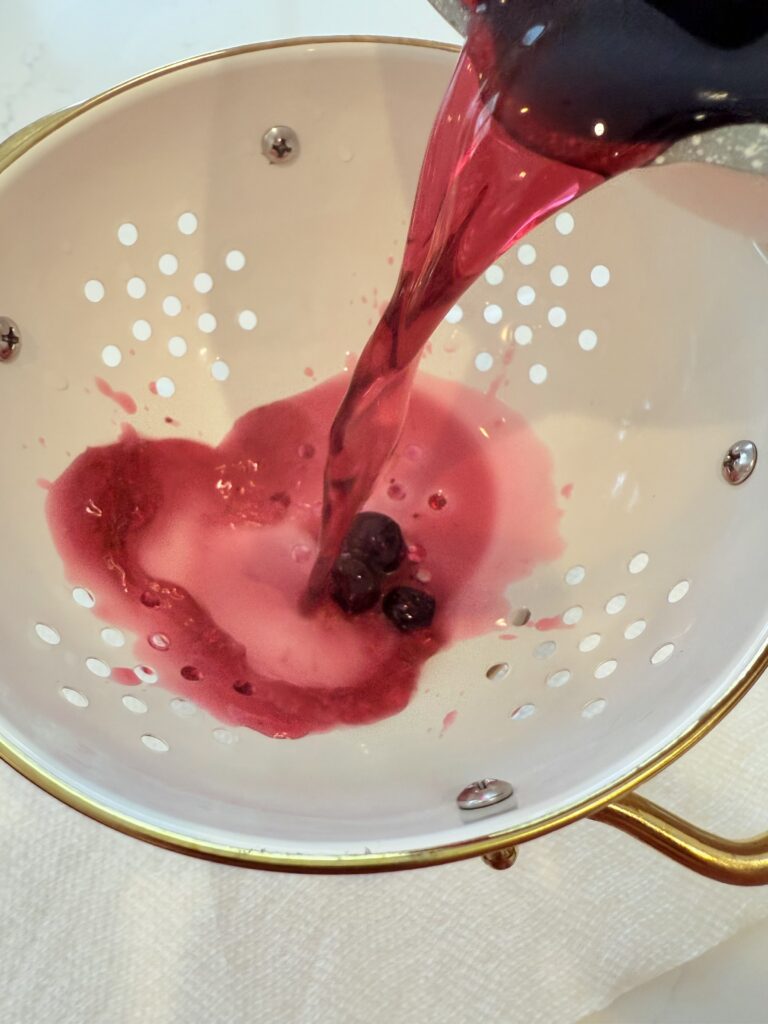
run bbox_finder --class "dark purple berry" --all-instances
[383,586,436,632]
[331,556,381,614]
[343,512,406,573]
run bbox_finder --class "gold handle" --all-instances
[595,793,768,885]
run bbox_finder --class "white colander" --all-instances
[2,37,768,879]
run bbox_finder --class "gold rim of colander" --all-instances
[1,35,766,873]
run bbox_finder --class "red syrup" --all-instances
[47,375,561,737]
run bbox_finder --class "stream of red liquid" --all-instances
[308,38,605,596]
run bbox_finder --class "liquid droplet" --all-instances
[149,633,170,651]
[180,665,201,681]
[428,491,447,511]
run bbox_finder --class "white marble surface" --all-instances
[2,2,767,1022]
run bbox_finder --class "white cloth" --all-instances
[4,3,768,1022]
[3,678,768,1024]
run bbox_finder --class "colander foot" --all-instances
[482,846,518,871]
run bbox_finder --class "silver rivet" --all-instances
[722,440,757,485]
[262,125,299,165]
[457,778,515,811]
[0,316,21,362]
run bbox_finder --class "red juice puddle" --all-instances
[561,483,574,500]
[37,478,52,491]
[95,377,137,415]
[46,373,562,738]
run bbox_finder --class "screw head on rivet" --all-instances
[0,316,20,362]
[722,440,757,485]
[457,778,515,811]
[262,125,299,164]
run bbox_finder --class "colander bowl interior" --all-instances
[1,38,768,867]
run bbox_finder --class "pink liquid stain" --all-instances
[95,377,137,415]
[531,615,570,632]
[561,483,574,499]
[112,667,142,686]
[440,709,458,738]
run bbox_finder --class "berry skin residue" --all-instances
[46,373,563,739]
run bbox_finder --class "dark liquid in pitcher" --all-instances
[311,0,768,596]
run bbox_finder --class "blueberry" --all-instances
[383,586,436,632]
[331,556,381,614]
[343,512,406,573]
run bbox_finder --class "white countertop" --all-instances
[2,2,767,1021]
